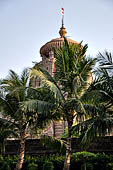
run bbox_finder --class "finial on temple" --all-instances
[59,8,67,38]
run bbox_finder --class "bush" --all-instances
[81,163,93,170]
[43,161,54,170]
[0,162,11,170]
[93,153,110,170]
[107,163,113,170]
[50,155,64,170]
[71,152,95,170]
[27,162,38,170]
[71,154,82,170]
[1,153,113,170]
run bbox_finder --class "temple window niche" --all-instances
[30,77,40,88]
[49,50,54,59]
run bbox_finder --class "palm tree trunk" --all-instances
[84,160,86,170]
[14,129,25,170]
[0,141,5,155]
[63,120,72,170]
[84,162,86,170]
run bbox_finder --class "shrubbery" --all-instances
[43,161,54,170]
[27,162,38,170]
[0,152,113,170]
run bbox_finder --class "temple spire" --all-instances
[59,8,67,38]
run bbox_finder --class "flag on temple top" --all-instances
[61,8,64,15]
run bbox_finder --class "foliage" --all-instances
[0,118,18,154]
[71,51,113,148]
[0,162,11,170]
[72,107,113,148]
[49,155,64,170]
[0,153,113,170]
[0,69,56,136]
[40,135,66,154]
[107,163,113,170]
[27,162,38,170]
[0,68,59,169]
[31,38,97,124]
[74,151,96,160]
[30,38,97,170]
[81,163,93,170]
[72,152,95,170]
[43,161,54,170]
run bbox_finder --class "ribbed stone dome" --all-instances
[40,19,80,56]
[40,37,79,56]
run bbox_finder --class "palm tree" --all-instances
[72,50,113,148]
[72,103,113,148]
[95,51,113,98]
[30,38,96,170]
[0,69,56,170]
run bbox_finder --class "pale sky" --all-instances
[0,0,113,78]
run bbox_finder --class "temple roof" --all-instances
[40,38,79,56]
[40,17,79,56]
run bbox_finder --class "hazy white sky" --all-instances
[0,0,113,78]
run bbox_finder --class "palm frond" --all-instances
[97,51,113,69]
[30,67,64,100]
[40,135,66,153]
[1,70,20,88]
[20,99,55,114]
[0,95,15,117]
[0,117,18,141]
[72,110,113,148]
[20,68,30,87]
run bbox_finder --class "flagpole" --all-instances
[61,8,64,27]
[62,14,64,27]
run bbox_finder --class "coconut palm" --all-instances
[0,69,56,170]
[72,102,113,148]
[30,38,96,170]
[72,51,113,148]
[95,51,113,98]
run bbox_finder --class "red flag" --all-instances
[61,8,64,15]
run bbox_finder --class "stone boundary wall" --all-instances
[4,136,113,156]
